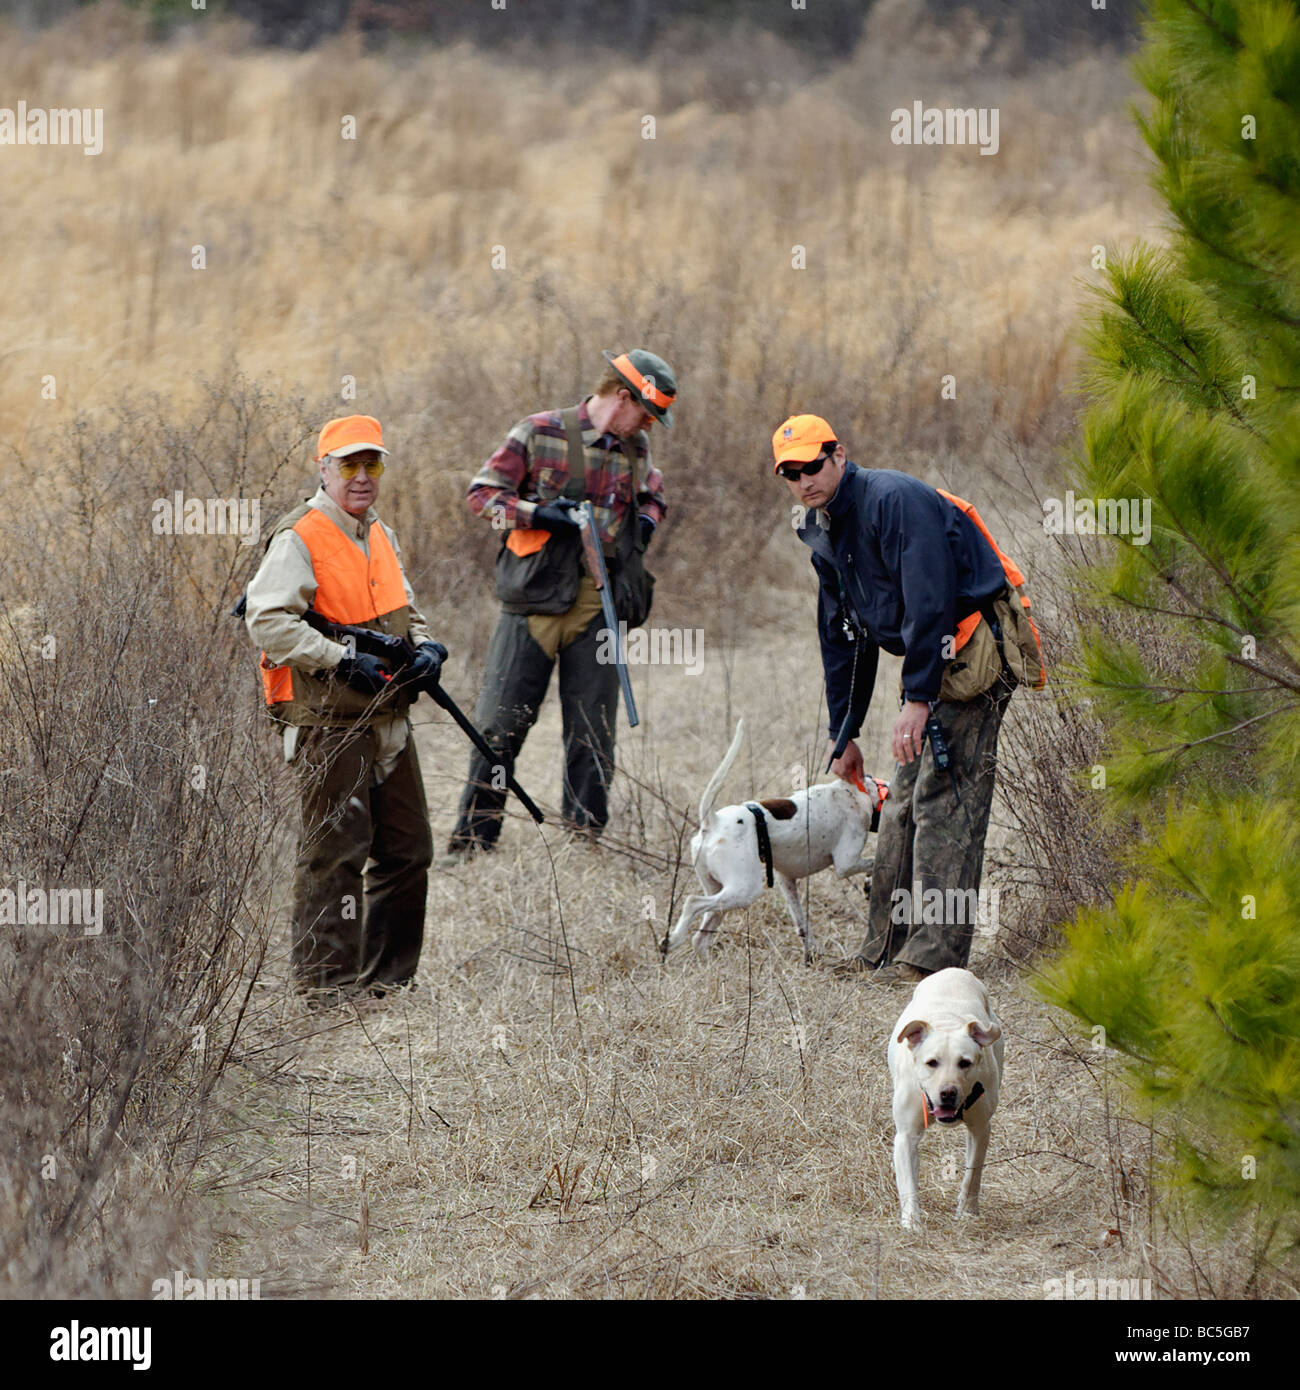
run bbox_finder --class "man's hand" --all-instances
[335,653,392,695]
[406,640,448,691]
[532,499,581,532]
[892,701,930,765]
[827,738,865,786]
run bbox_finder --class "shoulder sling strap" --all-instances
[559,406,588,502]
[560,405,634,560]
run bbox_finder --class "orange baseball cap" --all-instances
[315,415,389,462]
[772,414,837,471]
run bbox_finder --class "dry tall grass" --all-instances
[1,2,1162,680]
[1,7,1154,535]
[213,625,1286,1301]
[4,7,1262,1301]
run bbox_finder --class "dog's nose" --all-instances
[939,1086,960,1108]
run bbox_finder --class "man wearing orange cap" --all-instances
[773,414,1017,982]
[244,415,444,1004]
[443,349,675,858]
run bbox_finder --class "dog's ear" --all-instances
[968,1019,1001,1048]
[898,1019,928,1049]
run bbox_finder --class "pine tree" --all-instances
[1040,0,1300,1265]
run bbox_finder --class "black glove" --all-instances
[335,652,393,695]
[638,515,655,548]
[406,640,448,691]
[532,499,581,532]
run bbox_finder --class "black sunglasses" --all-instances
[777,450,833,482]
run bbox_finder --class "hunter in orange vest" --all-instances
[244,415,444,1005]
[775,414,1042,983]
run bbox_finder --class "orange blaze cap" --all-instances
[315,415,389,462]
[609,353,676,410]
[773,414,837,471]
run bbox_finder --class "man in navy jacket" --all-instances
[774,414,1016,981]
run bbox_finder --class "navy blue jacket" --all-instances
[796,462,1007,737]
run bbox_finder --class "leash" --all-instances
[879,740,916,966]
[745,802,775,888]
[826,602,869,771]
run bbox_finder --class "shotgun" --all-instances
[234,594,545,824]
[300,609,545,825]
[577,500,639,728]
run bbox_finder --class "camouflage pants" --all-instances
[856,670,1015,973]
[291,723,432,993]
[448,607,619,852]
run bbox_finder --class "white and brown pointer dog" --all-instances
[664,719,887,962]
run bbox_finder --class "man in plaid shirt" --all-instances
[444,348,677,859]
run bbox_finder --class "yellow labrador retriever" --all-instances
[888,967,1004,1230]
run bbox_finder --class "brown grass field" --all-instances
[6,4,1278,1302]
[207,631,1264,1301]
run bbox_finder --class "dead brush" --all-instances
[0,393,292,1296]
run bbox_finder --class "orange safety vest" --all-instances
[260,506,411,721]
[936,488,1045,689]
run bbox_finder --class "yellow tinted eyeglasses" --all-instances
[333,457,385,479]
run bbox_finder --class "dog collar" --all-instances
[848,775,890,832]
[922,1080,985,1127]
[745,802,775,888]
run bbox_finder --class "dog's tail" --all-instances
[698,718,745,825]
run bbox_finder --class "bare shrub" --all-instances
[0,387,291,1296]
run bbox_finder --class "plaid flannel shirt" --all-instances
[466,397,666,544]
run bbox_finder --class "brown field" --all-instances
[7,5,1271,1303]
[206,629,1264,1301]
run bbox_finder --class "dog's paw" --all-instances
[691,930,715,960]
[899,1205,921,1232]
